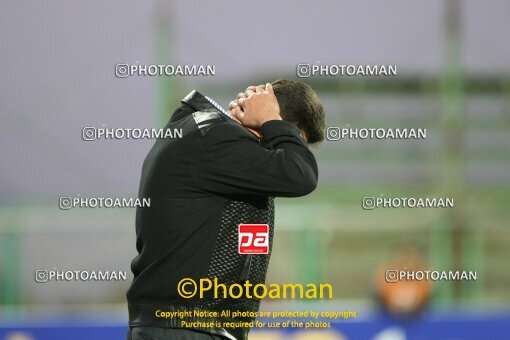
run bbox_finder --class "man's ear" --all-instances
[300,129,308,143]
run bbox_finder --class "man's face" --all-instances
[227,84,309,142]
[227,85,264,138]
[227,85,258,124]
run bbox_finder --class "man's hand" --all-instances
[231,83,281,129]
[228,91,248,122]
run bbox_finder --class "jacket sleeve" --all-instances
[192,120,318,197]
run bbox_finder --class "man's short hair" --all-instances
[272,79,325,144]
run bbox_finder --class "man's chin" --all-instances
[246,127,262,139]
[227,111,242,124]
[227,110,261,138]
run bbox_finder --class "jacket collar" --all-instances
[181,90,218,113]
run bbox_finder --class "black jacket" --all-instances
[126,91,318,340]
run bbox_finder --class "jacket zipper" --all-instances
[239,255,253,282]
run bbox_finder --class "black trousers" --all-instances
[127,327,228,340]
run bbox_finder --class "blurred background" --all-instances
[1,0,509,339]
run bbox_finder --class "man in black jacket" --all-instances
[127,80,325,340]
